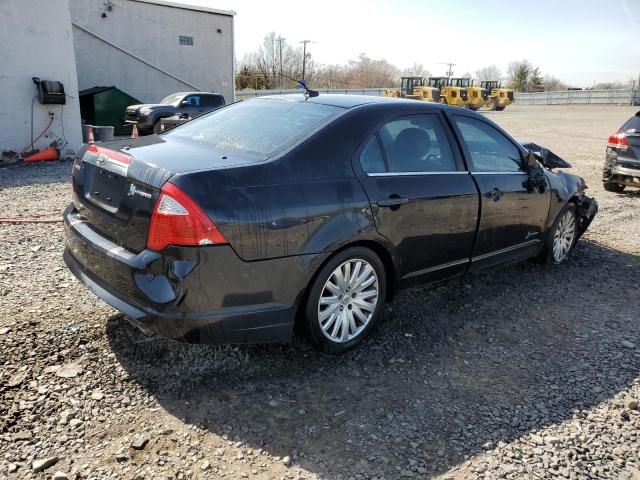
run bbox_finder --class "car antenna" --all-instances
[279,72,319,98]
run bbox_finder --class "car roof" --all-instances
[173,92,223,97]
[256,93,447,110]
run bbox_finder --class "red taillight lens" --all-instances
[147,183,227,251]
[608,131,628,149]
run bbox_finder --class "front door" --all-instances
[355,112,479,286]
[449,114,551,270]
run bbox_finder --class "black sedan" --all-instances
[64,94,598,353]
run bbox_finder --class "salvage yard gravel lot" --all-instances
[1,105,639,480]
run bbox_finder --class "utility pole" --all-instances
[276,36,285,89]
[438,62,456,79]
[300,39,313,81]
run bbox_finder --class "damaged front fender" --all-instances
[575,195,598,240]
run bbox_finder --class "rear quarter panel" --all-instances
[169,106,388,262]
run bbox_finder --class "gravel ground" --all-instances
[1,105,639,480]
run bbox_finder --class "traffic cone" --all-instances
[131,123,139,139]
[24,147,60,162]
[87,126,95,144]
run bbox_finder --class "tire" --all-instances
[539,203,578,265]
[152,120,163,134]
[486,98,497,111]
[304,247,387,354]
[495,106,505,111]
[603,182,625,192]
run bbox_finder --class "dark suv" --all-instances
[603,111,640,192]
[125,92,225,135]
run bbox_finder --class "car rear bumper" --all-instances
[63,205,319,344]
[603,163,640,187]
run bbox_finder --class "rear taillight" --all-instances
[147,183,227,251]
[608,131,628,150]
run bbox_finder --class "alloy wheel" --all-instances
[317,259,379,343]
[552,210,576,263]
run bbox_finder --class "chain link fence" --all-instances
[515,89,639,105]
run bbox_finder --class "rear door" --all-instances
[354,112,479,286]
[449,113,551,270]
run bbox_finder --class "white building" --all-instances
[0,0,83,157]
[0,0,234,156]
[70,0,235,105]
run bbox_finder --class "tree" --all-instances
[508,60,532,92]
[402,63,431,79]
[475,65,502,82]
[239,32,313,89]
[346,54,399,88]
[528,67,544,92]
[542,76,567,92]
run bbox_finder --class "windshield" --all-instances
[166,98,343,157]
[160,93,184,105]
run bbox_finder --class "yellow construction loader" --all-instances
[428,77,467,107]
[451,78,488,111]
[383,77,440,102]
[480,81,514,111]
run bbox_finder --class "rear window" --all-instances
[166,98,343,156]
[622,113,640,132]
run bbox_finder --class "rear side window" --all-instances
[452,116,522,172]
[201,95,224,108]
[378,114,456,172]
[167,99,342,157]
[359,137,386,173]
[622,113,640,132]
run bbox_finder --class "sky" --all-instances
[177,0,640,87]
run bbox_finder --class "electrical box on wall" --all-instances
[32,77,66,105]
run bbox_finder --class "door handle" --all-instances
[485,187,503,201]
[377,196,409,209]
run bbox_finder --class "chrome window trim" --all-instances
[472,171,527,175]
[366,171,469,177]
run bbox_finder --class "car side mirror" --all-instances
[527,150,541,168]
[525,150,546,193]
[180,100,190,107]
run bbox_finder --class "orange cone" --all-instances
[131,123,139,139]
[87,126,95,144]
[24,147,60,162]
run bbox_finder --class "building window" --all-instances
[179,36,194,46]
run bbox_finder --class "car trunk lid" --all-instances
[72,136,259,253]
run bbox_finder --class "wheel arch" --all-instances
[293,240,399,333]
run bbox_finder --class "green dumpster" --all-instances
[79,86,141,136]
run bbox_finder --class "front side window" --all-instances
[167,98,342,157]
[378,114,456,172]
[183,95,201,107]
[452,116,522,172]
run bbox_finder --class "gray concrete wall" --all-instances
[70,0,234,105]
[0,0,83,154]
